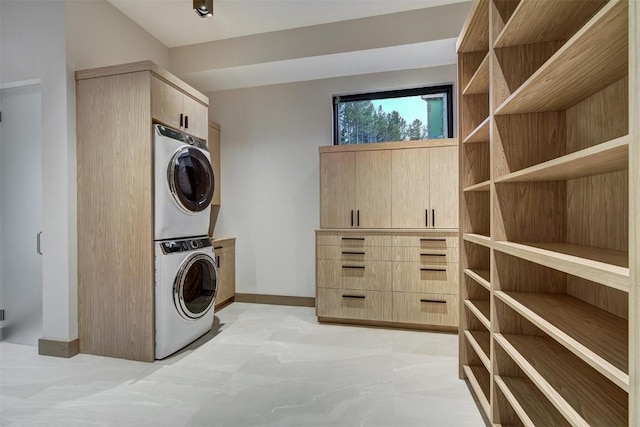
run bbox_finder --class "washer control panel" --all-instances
[160,237,212,254]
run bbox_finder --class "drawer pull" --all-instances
[342,251,365,255]
[342,265,365,269]
[342,237,365,241]
[214,246,223,250]
[342,295,365,299]
[420,253,446,257]
[420,299,446,304]
[419,238,446,242]
[420,268,446,272]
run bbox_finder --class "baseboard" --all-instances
[234,293,315,307]
[318,317,458,333]
[215,296,235,311]
[38,338,80,358]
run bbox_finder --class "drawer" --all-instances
[316,245,393,261]
[211,237,235,252]
[392,235,458,248]
[317,288,392,322]
[393,247,459,263]
[317,259,392,291]
[392,292,458,326]
[316,233,392,247]
[392,262,459,293]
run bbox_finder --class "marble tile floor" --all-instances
[0,303,486,426]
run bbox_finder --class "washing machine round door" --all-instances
[168,147,214,214]
[174,253,218,320]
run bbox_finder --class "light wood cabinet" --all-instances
[208,121,221,206]
[212,237,235,309]
[320,140,458,229]
[151,75,207,140]
[76,61,208,362]
[458,0,637,425]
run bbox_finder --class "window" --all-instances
[333,85,453,145]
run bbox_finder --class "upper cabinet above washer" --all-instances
[151,75,208,140]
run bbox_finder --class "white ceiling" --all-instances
[108,0,467,48]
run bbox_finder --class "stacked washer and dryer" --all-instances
[153,124,218,359]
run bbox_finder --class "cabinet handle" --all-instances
[342,237,365,241]
[420,253,446,257]
[214,246,223,250]
[216,255,220,268]
[342,251,365,255]
[342,295,365,299]
[420,267,446,272]
[37,231,43,255]
[357,210,360,227]
[425,209,428,228]
[350,210,354,227]
[432,209,435,227]
[184,115,189,129]
[420,238,446,242]
[342,265,365,269]
[180,113,184,127]
[420,299,446,304]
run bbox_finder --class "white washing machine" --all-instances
[154,124,214,241]
[155,236,218,359]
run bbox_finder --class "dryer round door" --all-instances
[168,146,214,214]
[173,253,218,320]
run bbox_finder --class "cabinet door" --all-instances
[208,123,221,205]
[183,95,208,140]
[355,150,392,228]
[215,248,235,306]
[151,76,183,130]
[320,152,356,228]
[391,148,430,228]
[429,146,459,228]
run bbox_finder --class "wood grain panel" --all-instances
[430,146,459,228]
[463,142,490,187]
[315,232,392,247]
[391,148,430,228]
[392,247,458,263]
[492,250,566,294]
[150,75,183,130]
[355,150,392,228]
[316,245,393,262]
[491,0,519,43]
[392,292,458,326]
[456,0,489,53]
[319,152,355,228]
[392,262,459,294]
[567,275,628,320]
[462,191,490,236]
[392,234,458,248]
[462,94,490,139]
[316,288,392,322]
[77,71,154,362]
[462,365,491,418]
[463,53,490,95]
[463,116,490,144]
[208,121,221,205]
[214,239,235,308]
[460,51,489,90]
[316,259,392,291]
[181,93,208,140]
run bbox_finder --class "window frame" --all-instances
[332,84,454,145]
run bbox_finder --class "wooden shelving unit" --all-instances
[457,0,637,424]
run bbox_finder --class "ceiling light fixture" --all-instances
[193,0,213,18]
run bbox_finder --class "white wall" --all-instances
[208,64,457,297]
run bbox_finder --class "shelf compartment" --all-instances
[464,268,490,291]
[462,142,490,187]
[463,364,491,418]
[495,290,629,391]
[462,191,490,236]
[493,241,629,292]
[495,375,570,427]
[464,330,491,370]
[464,299,490,330]
[495,333,628,426]
[463,53,489,95]
[463,233,491,248]
[495,0,628,115]
[463,180,490,192]
[494,0,607,48]
[463,116,490,144]
[495,136,629,183]
[457,0,489,53]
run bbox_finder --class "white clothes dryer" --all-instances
[155,236,218,359]
[154,124,214,241]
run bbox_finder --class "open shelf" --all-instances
[495,136,629,183]
[463,365,491,418]
[495,333,628,426]
[456,0,489,53]
[463,116,490,144]
[464,330,490,370]
[495,291,628,391]
[494,0,607,48]
[495,375,570,427]
[464,299,490,330]
[463,180,490,192]
[493,241,629,292]
[463,233,491,248]
[495,0,628,115]
[463,53,489,95]
[464,268,490,291]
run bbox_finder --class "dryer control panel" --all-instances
[160,237,212,254]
